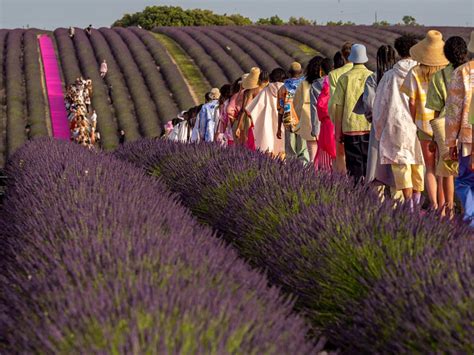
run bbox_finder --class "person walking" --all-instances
[359,45,397,192]
[68,26,75,39]
[373,35,424,205]
[445,31,474,226]
[277,62,308,162]
[247,68,287,157]
[314,58,336,171]
[332,44,373,182]
[329,42,353,172]
[294,56,324,163]
[100,60,108,78]
[401,30,449,210]
[426,36,468,216]
[198,88,221,143]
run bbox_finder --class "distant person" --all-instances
[247,67,287,157]
[360,45,397,192]
[333,51,345,70]
[85,24,93,36]
[198,88,221,142]
[329,42,353,172]
[372,35,424,206]
[401,30,449,210]
[294,56,324,163]
[68,26,75,39]
[100,60,108,78]
[118,129,126,144]
[445,30,474,226]
[426,36,467,216]
[314,58,336,171]
[332,44,373,182]
[277,62,308,162]
[235,67,262,149]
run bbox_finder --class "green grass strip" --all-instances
[152,32,211,104]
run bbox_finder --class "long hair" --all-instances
[418,64,446,82]
[320,58,334,76]
[305,56,324,84]
[376,45,396,84]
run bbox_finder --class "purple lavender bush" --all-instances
[0,138,316,354]
[115,139,472,351]
[339,239,474,353]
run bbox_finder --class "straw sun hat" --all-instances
[242,67,261,90]
[209,87,221,100]
[469,31,474,53]
[410,30,449,66]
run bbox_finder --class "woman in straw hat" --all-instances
[294,56,324,163]
[445,30,474,226]
[234,67,262,148]
[401,30,449,210]
[247,68,288,157]
[426,36,468,216]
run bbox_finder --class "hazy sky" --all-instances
[1,0,473,29]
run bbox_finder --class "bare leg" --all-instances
[420,140,438,209]
[443,176,455,218]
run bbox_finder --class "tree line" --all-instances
[113,6,419,29]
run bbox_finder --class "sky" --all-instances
[1,0,473,29]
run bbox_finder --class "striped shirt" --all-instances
[401,65,439,137]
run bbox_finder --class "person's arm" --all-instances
[445,69,464,160]
[335,104,344,145]
[276,87,285,139]
[409,99,416,122]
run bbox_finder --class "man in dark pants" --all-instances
[333,44,373,182]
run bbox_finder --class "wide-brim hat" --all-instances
[348,44,369,64]
[242,67,261,90]
[209,88,221,100]
[410,30,449,66]
[468,31,474,53]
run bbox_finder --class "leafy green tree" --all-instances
[402,15,418,25]
[373,20,390,26]
[112,6,253,29]
[256,15,285,25]
[288,16,315,25]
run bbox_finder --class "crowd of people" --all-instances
[65,77,99,148]
[167,29,474,225]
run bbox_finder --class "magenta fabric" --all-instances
[38,35,70,140]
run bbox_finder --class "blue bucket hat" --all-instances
[348,44,369,64]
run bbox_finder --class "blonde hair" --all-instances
[418,64,446,82]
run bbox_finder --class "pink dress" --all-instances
[315,77,336,171]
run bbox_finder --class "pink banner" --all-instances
[38,35,69,140]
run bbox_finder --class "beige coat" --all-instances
[293,80,316,141]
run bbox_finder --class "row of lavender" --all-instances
[115,139,474,353]
[53,27,193,149]
[155,25,473,84]
[0,27,193,162]
[0,138,316,353]
[0,29,51,167]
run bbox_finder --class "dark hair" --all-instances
[258,70,270,85]
[341,42,353,61]
[219,84,232,103]
[269,68,288,83]
[333,51,345,69]
[444,36,468,69]
[376,45,397,84]
[305,56,324,84]
[394,35,418,58]
[320,58,334,76]
[231,78,241,95]
[204,92,212,102]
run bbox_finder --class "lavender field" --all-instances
[0,23,473,353]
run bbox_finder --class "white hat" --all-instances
[348,44,369,64]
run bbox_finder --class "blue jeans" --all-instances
[455,153,474,227]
